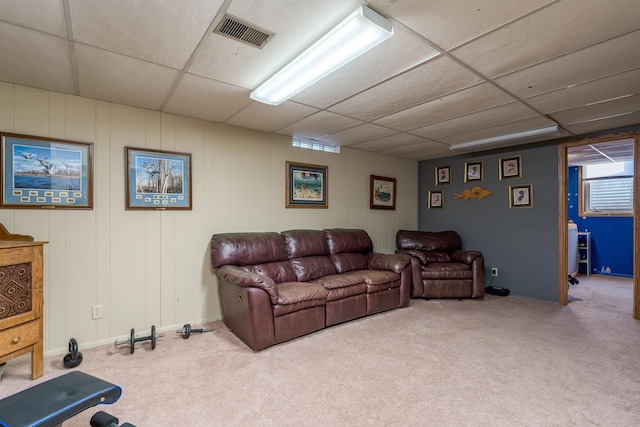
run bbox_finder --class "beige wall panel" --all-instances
[95,100,112,340]
[13,86,49,136]
[0,82,13,131]
[47,92,66,140]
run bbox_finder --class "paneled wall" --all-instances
[0,83,418,354]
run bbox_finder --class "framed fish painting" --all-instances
[286,161,328,208]
[370,175,396,210]
[1,132,93,209]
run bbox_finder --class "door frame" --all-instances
[557,130,639,319]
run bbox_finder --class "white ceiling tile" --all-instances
[0,0,67,36]
[277,111,363,140]
[329,56,483,121]
[226,101,319,133]
[452,0,640,78]
[495,30,640,98]
[563,112,640,135]
[291,26,440,108]
[551,94,640,125]
[0,22,75,94]
[526,68,640,114]
[411,102,540,139]
[318,123,398,147]
[76,45,179,110]
[372,0,555,50]
[440,116,560,145]
[349,132,424,151]
[379,140,450,160]
[163,73,251,123]
[70,0,225,69]
[373,83,515,131]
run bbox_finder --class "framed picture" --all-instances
[286,161,328,208]
[370,175,396,210]
[500,155,522,180]
[126,147,192,210]
[509,184,533,208]
[464,161,483,182]
[1,132,93,209]
[428,190,443,208]
[436,166,450,185]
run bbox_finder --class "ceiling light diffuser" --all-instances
[450,125,561,152]
[250,6,393,105]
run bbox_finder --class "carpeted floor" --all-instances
[1,274,638,426]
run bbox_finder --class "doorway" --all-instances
[557,131,639,320]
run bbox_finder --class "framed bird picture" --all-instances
[1,132,94,209]
[125,147,192,210]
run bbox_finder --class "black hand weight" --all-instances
[63,338,83,369]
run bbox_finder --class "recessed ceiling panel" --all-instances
[277,111,363,140]
[226,100,318,133]
[551,94,640,125]
[317,123,398,147]
[440,116,560,146]
[0,0,67,37]
[563,112,640,136]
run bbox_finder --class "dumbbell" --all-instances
[114,325,164,354]
[90,410,136,427]
[63,338,83,368]
[176,323,214,339]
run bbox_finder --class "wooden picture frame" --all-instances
[436,166,451,185]
[509,184,533,208]
[428,190,443,209]
[125,147,192,210]
[464,161,483,182]
[500,155,522,180]
[1,132,93,209]
[286,161,328,208]
[370,175,396,210]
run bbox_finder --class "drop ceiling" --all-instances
[0,0,638,160]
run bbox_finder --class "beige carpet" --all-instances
[1,275,638,426]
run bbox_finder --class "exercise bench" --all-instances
[0,371,132,426]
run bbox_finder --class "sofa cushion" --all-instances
[244,261,297,284]
[421,263,472,280]
[357,270,401,286]
[211,232,288,268]
[310,271,366,302]
[290,256,337,281]
[323,228,373,254]
[396,230,461,252]
[330,253,368,273]
[272,282,328,317]
[281,229,330,258]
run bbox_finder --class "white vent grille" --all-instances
[214,15,274,48]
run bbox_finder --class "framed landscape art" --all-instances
[1,132,93,209]
[126,147,192,210]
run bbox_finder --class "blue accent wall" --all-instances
[568,166,634,277]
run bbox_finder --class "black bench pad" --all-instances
[0,371,122,427]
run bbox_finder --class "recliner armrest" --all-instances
[217,265,279,304]
[451,250,482,265]
[367,252,411,273]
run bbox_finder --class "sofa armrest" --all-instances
[451,250,482,265]
[217,265,279,304]
[367,252,411,273]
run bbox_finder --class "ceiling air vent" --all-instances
[214,14,274,49]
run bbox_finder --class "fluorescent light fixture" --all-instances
[250,6,393,105]
[450,125,560,152]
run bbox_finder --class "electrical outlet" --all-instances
[491,268,499,277]
[92,304,103,319]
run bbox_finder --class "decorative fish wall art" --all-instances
[454,186,493,200]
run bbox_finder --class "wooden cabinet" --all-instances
[0,225,46,380]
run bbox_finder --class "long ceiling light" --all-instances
[450,125,561,152]
[250,6,393,105]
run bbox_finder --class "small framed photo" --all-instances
[464,161,483,182]
[428,190,443,209]
[509,184,533,208]
[286,161,328,208]
[126,147,192,210]
[436,166,450,185]
[1,132,93,209]
[370,175,396,210]
[500,156,522,180]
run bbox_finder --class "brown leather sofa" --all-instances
[211,228,412,351]
[396,230,484,299]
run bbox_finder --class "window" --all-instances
[580,161,633,216]
[292,137,340,154]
